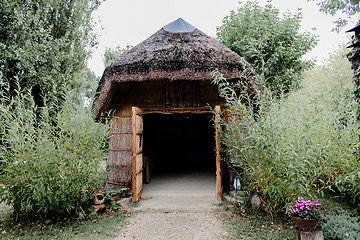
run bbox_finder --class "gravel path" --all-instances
[116,210,228,240]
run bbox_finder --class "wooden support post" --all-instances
[132,107,137,202]
[215,106,222,201]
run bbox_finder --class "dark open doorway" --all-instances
[143,113,216,177]
[142,113,216,194]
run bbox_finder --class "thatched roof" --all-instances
[93,18,256,119]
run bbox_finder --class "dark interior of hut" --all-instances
[142,113,216,184]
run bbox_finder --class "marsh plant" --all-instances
[212,46,360,220]
[0,80,110,220]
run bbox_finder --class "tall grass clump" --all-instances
[212,45,360,220]
[0,79,109,220]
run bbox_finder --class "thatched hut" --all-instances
[93,18,256,201]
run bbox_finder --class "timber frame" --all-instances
[130,105,223,201]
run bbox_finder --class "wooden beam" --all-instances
[215,105,222,201]
[142,107,211,113]
[131,107,138,202]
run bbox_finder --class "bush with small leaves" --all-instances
[321,212,360,240]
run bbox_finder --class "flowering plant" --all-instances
[288,197,321,219]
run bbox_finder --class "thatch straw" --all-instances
[93,20,256,119]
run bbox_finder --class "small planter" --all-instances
[292,216,321,231]
[112,195,120,201]
[93,194,105,205]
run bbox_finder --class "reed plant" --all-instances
[212,46,360,220]
[0,79,109,220]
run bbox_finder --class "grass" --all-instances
[0,188,355,240]
[220,204,294,240]
[317,191,356,215]
[0,202,129,240]
[220,191,357,240]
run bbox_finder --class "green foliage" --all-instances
[217,1,317,97]
[103,45,132,67]
[102,189,123,201]
[309,0,360,31]
[101,189,123,211]
[212,45,359,220]
[321,211,360,240]
[82,68,100,105]
[221,205,295,239]
[0,80,110,220]
[347,46,360,119]
[0,208,128,240]
[0,0,101,107]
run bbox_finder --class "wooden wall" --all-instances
[106,80,223,190]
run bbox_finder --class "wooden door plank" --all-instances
[135,135,143,153]
[135,115,143,133]
[132,106,143,202]
[135,154,143,172]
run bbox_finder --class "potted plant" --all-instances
[103,189,123,202]
[289,197,322,231]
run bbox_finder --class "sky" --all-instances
[88,0,356,77]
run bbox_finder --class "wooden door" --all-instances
[132,107,143,202]
[215,106,222,201]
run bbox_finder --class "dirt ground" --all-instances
[115,168,228,239]
[116,209,228,240]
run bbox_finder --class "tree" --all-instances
[310,1,360,125]
[103,45,132,67]
[83,68,100,101]
[217,1,318,97]
[0,0,101,107]
[309,0,360,31]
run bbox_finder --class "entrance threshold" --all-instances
[138,169,217,211]
[142,169,216,197]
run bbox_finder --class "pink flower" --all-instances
[291,197,321,219]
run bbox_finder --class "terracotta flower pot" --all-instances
[292,216,321,231]
[93,194,105,205]
[112,195,120,201]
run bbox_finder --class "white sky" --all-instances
[88,0,356,77]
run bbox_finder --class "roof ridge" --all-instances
[162,18,196,33]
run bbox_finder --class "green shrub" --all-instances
[211,45,360,220]
[102,189,124,211]
[322,212,360,240]
[0,81,109,220]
